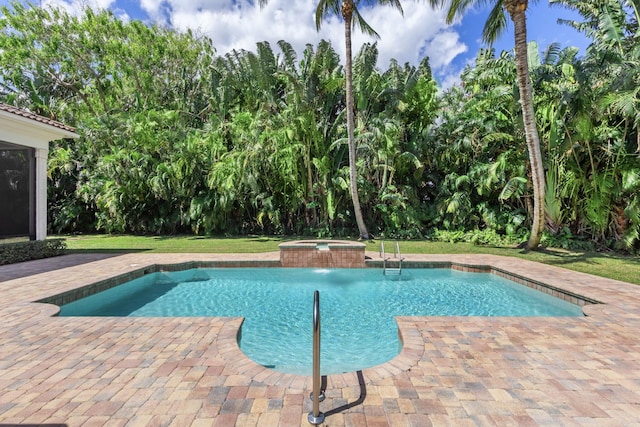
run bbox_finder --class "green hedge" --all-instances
[0,239,67,265]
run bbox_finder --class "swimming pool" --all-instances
[58,268,583,375]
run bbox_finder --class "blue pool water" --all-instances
[59,268,583,375]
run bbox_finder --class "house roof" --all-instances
[0,102,77,133]
[0,102,79,150]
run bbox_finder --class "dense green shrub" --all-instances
[0,3,638,251]
[428,229,524,247]
[0,239,67,265]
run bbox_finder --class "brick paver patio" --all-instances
[1,252,639,426]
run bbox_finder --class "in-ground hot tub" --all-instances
[278,240,366,268]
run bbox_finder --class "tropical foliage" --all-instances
[0,0,638,253]
[428,0,546,250]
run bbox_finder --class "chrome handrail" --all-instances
[395,241,402,274]
[381,241,402,275]
[380,241,386,271]
[308,290,325,425]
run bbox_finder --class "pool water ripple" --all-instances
[59,267,583,375]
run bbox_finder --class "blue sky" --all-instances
[1,0,590,87]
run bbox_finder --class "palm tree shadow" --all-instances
[535,247,640,267]
[0,252,134,282]
[324,370,367,417]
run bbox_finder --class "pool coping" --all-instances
[35,257,601,311]
[19,252,614,390]
[2,252,640,424]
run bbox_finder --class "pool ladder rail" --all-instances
[380,241,403,275]
[308,290,325,425]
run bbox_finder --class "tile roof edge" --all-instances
[0,102,77,134]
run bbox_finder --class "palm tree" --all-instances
[259,0,404,239]
[550,0,640,250]
[429,0,546,250]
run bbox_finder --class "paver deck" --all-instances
[1,252,639,426]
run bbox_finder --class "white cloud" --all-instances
[146,0,323,64]
[137,0,467,80]
[438,70,463,91]
[424,31,467,71]
[34,0,470,85]
[351,2,449,67]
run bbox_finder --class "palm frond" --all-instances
[598,2,625,52]
[628,0,640,24]
[454,174,470,189]
[622,169,640,192]
[315,0,340,31]
[527,41,540,68]
[378,0,404,16]
[482,1,507,44]
[482,132,514,144]
[277,40,298,71]
[603,90,640,123]
[542,42,562,65]
[499,177,527,200]
[352,7,379,38]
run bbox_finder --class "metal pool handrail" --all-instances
[381,241,403,275]
[308,290,325,425]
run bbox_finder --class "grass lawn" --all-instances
[61,234,640,286]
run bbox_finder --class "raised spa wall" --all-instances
[278,240,366,268]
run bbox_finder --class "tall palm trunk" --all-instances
[507,1,545,250]
[343,0,370,239]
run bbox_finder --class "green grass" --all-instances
[61,234,640,286]
[63,234,285,253]
[394,241,640,285]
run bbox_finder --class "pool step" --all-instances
[380,241,403,276]
[384,267,402,275]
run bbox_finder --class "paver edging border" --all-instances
[38,259,601,312]
[35,259,282,307]
[365,259,603,308]
[24,255,607,390]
